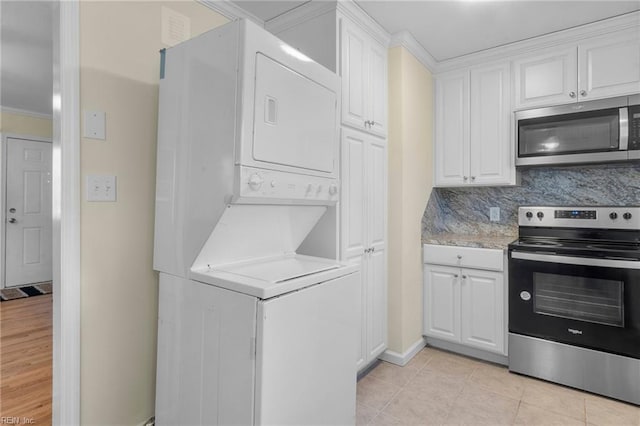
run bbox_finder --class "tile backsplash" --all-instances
[422,163,640,238]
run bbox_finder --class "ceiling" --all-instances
[233,0,640,61]
[1,1,638,116]
[0,1,53,116]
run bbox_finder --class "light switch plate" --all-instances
[87,175,117,202]
[490,207,500,222]
[83,111,106,140]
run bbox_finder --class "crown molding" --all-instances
[390,30,437,73]
[337,0,390,46]
[198,0,265,26]
[1,106,53,120]
[436,11,640,73]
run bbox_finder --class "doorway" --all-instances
[3,136,53,290]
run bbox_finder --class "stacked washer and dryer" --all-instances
[153,20,359,425]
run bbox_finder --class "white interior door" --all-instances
[5,137,52,287]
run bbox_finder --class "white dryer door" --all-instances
[252,53,337,173]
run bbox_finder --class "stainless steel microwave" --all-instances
[515,95,640,166]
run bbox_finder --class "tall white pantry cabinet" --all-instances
[268,2,389,371]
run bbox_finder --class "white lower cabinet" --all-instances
[423,245,506,355]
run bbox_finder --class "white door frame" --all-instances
[52,1,80,424]
[0,133,53,289]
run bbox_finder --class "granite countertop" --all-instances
[422,233,517,250]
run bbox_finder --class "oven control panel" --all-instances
[554,210,597,219]
[519,206,640,230]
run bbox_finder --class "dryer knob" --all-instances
[329,184,338,195]
[248,174,264,191]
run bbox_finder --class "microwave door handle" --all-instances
[619,107,629,150]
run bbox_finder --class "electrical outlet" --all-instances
[86,175,117,202]
[490,207,500,222]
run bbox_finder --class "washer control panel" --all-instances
[238,167,339,203]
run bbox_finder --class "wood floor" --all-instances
[0,294,52,424]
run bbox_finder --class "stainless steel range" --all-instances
[508,206,640,405]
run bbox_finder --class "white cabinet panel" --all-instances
[470,62,513,185]
[368,248,387,359]
[435,71,468,186]
[579,31,640,101]
[435,62,514,187]
[340,17,388,137]
[424,265,461,342]
[341,131,367,259]
[341,22,368,130]
[513,47,577,109]
[341,128,387,370]
[460,269,504,353]
[346,254,367,370]
[368,41,388,137]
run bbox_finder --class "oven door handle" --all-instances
[511,251,640,269]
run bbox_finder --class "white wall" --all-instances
[79,2,228,424]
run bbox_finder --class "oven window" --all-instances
[533,272,624,327]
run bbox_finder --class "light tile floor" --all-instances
[356,347,640,425]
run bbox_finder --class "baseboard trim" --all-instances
[379,336,426,366]
[425,337,508,366]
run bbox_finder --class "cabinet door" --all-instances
[367,137,387,253]
[346,254,367,370]
[341,129,367,260]
[368,40,388,137]
[435,71,469,186]
[460,269,504,354]
[578,31,640,101]
[513,47,577,109]
[367,248,387,360]
[423,265,461,343]
[470,62,514,185]
[341,19,368,131]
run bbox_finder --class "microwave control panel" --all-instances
[630,104,640,150]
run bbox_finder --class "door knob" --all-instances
[8,218,17,224]
[9,208,16,213]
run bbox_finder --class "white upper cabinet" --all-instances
[341,17,388,137]
[578,31,640,101]
[435,62,514,187]
[514,30,640,109]
[513,47,577,109]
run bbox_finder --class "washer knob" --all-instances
[248,174,263,191]
[623,212,633,220]
[537,212,544,219]
[610,212,618,220]
[328,183,338,195]
[525,212,533,219]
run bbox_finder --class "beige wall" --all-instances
[387,46,434,355]
[0,111,53,138]
[79,2,227,424]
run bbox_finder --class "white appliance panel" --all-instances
[191,204,326,271]
[155,274,257,426]
[252,53,337,173]
[255,272,358,425]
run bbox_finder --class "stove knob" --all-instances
[623,212,633,220]
[610,212,618,220]
[537,212,544,219]
[525,212,533,219]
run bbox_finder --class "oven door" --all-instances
[509,250,640,359]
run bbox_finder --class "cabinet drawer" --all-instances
[423,244,504,271]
